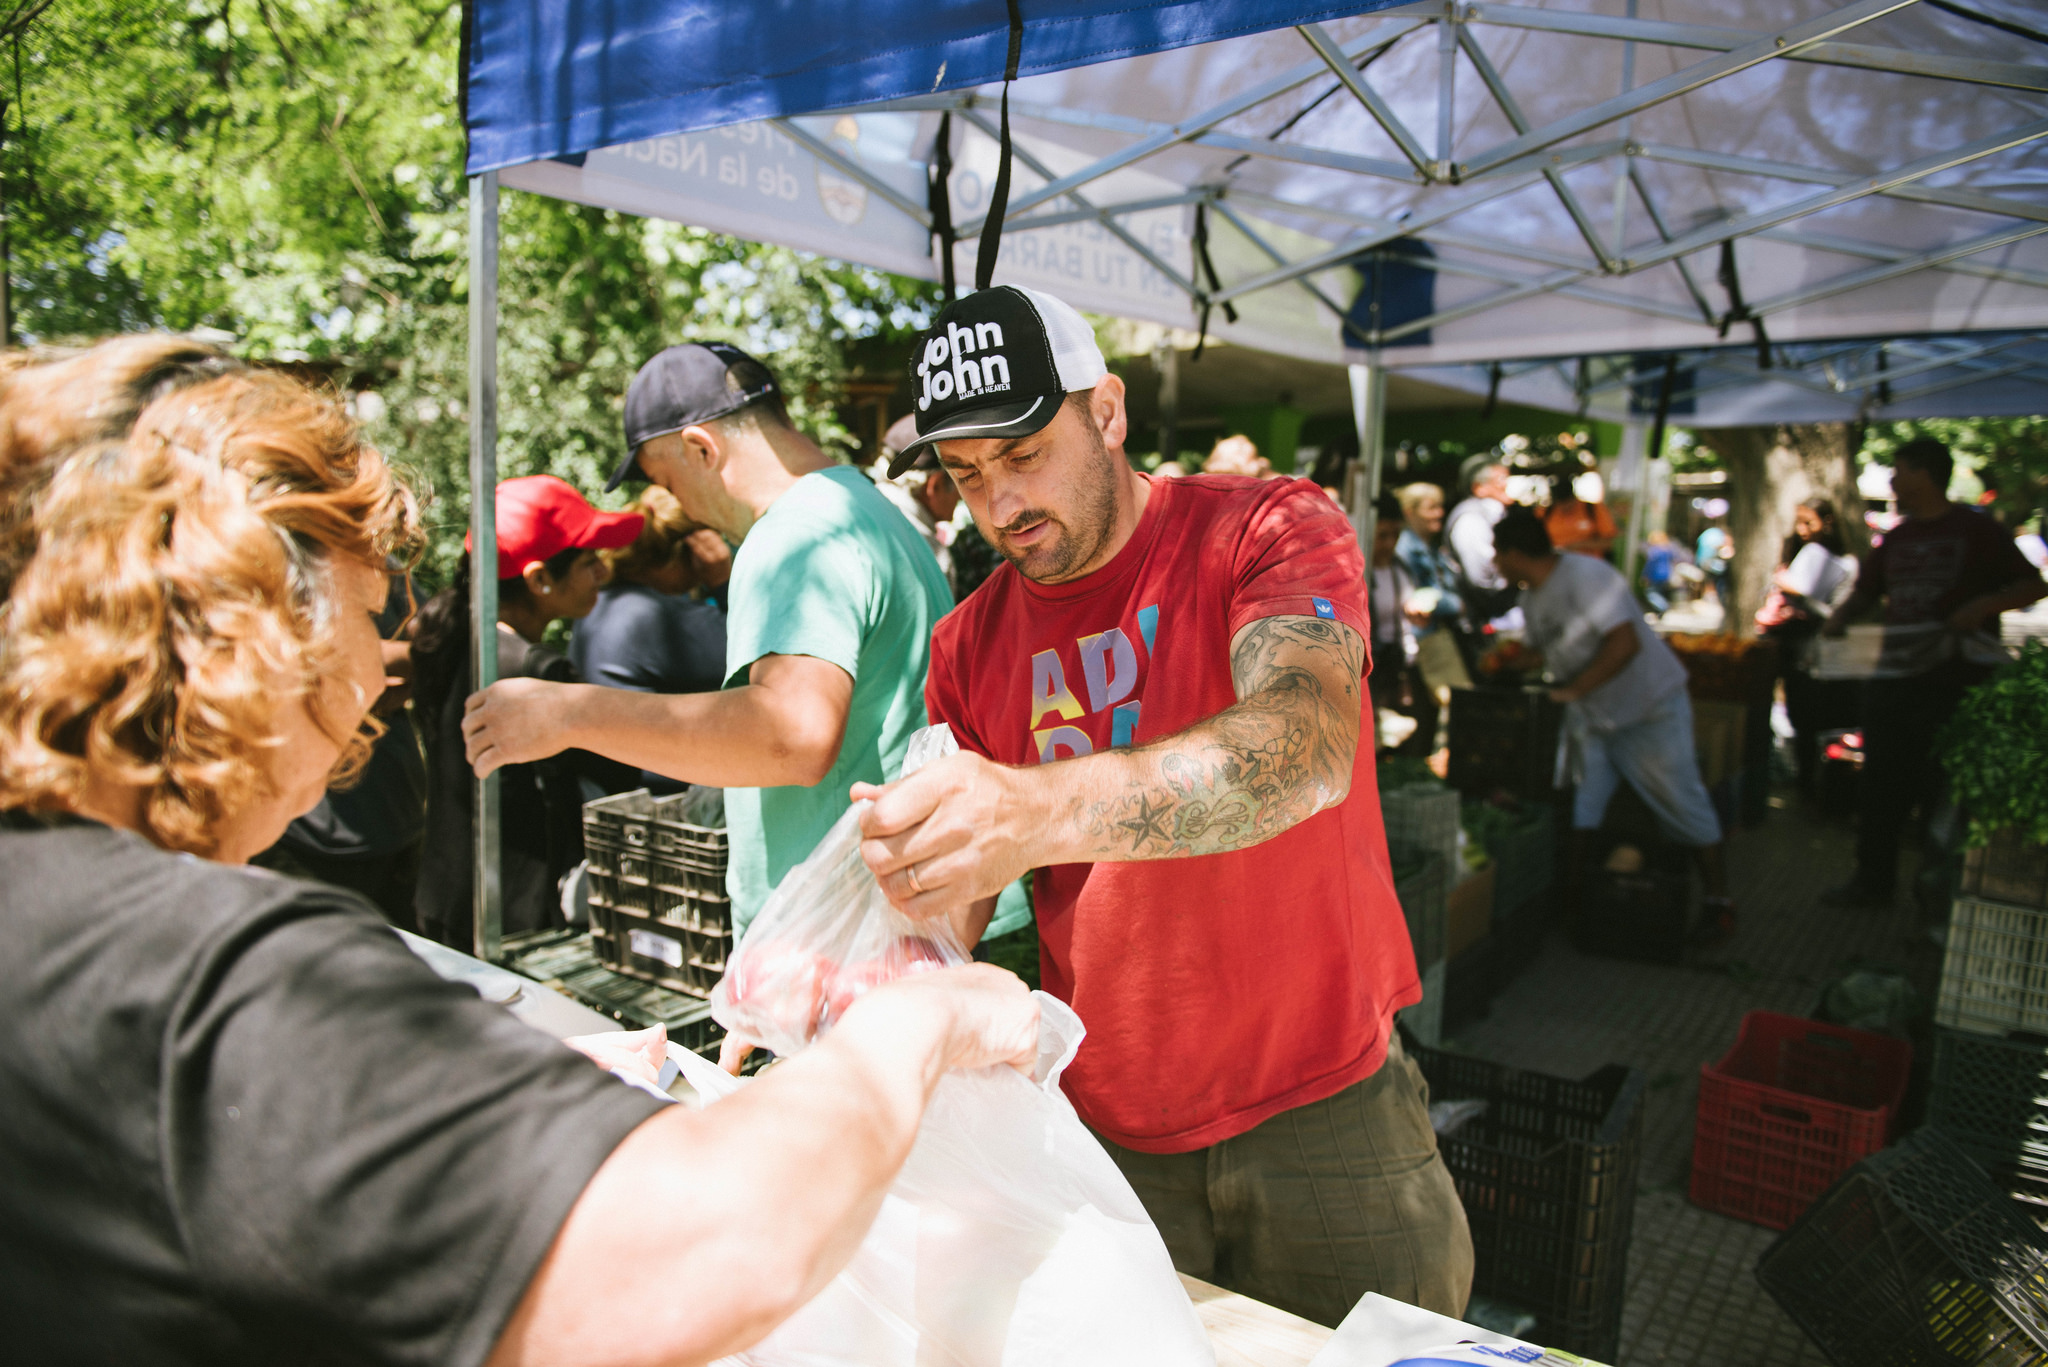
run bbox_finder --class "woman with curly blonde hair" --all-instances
[0,353,1039,1365]
[0,333,241,596]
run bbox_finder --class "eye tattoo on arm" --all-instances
[1062,615,1365,860]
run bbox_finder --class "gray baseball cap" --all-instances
[610,341,781,490]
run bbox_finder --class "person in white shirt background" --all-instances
[873,413,964,584]
[1761,498,1860,797]
[1443,453,1519,632]
[1369,491,1434,755]
[1492,507,1737,944]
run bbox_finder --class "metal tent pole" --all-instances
[468,169,503,963]
[1154,339,1179,467]
[1349,360,1387,555]
[1617,418,1650,584]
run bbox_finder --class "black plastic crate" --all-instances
[1411,1043,1646,1361]
[1488,803,1557,917]
[1447,687,1564,802]
[584,788,730,857]
[1396,852,1449,971]
[1494,885,1553,982]
[1756,1128,2048,1367]
[1442,935,1499,1035]
[585,834,733,938]
[586,833,730,904]
[583,789,730,909]
[589,897,731,998]
[584,789,733,942]
[1931,1028,2048,1174]
[1571,832,1692,965]
[1382,782,1462,873]
[505,929,726,1052]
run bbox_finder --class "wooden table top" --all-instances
[1181,1274,1335,1367]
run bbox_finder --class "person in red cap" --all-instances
[411,475,645,948]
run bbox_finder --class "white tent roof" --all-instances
[505,0,2048,415]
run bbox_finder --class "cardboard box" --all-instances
[1447,864,1496,962]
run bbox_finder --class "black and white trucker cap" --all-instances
[889,285,1107,478]
[609,341,781,490]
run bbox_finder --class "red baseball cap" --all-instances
[465,475,644,580]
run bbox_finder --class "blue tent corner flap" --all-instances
[1344,238,1436,350]
[460,0,1409,175]
[1628,353,1696,418]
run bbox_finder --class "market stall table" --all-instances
[1182,1274,1334,1366]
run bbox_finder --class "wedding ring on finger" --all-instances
[907,862,925,895]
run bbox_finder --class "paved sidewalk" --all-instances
[1447,796,1940,1366]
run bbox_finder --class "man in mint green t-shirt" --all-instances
[460,342,951,936]
[717,461,949,932]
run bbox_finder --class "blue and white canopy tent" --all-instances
[459,0,2048,953]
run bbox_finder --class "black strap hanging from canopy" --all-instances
[928,111,958,304]
[1716,240,1772,371]
[1190,201,1238,362]
[974,0,1024,293]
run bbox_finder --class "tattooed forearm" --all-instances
[1060,615,1364,860]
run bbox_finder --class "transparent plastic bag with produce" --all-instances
[703,724,1215,1367]
[712,725,971,1058]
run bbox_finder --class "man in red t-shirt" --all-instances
[1821,437,2045,905]
[851,285,1471,1325]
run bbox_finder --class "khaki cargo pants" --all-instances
[1094,1031,1473,1329]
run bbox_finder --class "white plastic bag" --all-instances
[677,997,1214,1367]
[696,726,1214,1367]
[712,725,967,1057]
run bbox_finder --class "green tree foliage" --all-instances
[4,0,942,578]
[1862,418,2048,528]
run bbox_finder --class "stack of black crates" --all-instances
[1382,781,1459,1047]
[1757,1128,2048,1366]
[1411,1037,1646,1361]
[581,789,733,999]
[1928,835,2048,1225]
[1444,685,1563,1031]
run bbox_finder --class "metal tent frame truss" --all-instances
[1423,330,2048,425]
[808,0,2048,368]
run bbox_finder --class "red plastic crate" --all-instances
[1689,1011,1913,1230]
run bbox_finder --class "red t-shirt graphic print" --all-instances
[927,474,1418,1153]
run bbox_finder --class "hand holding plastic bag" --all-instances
[699,726,1214,1367]
[713,725,972,1060]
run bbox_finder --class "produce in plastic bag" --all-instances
[698,725,1214,1367]
[713,724,969,1058]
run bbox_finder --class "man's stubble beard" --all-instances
[996,415,1121,584]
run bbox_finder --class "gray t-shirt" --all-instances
[1522,553,1688,732]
